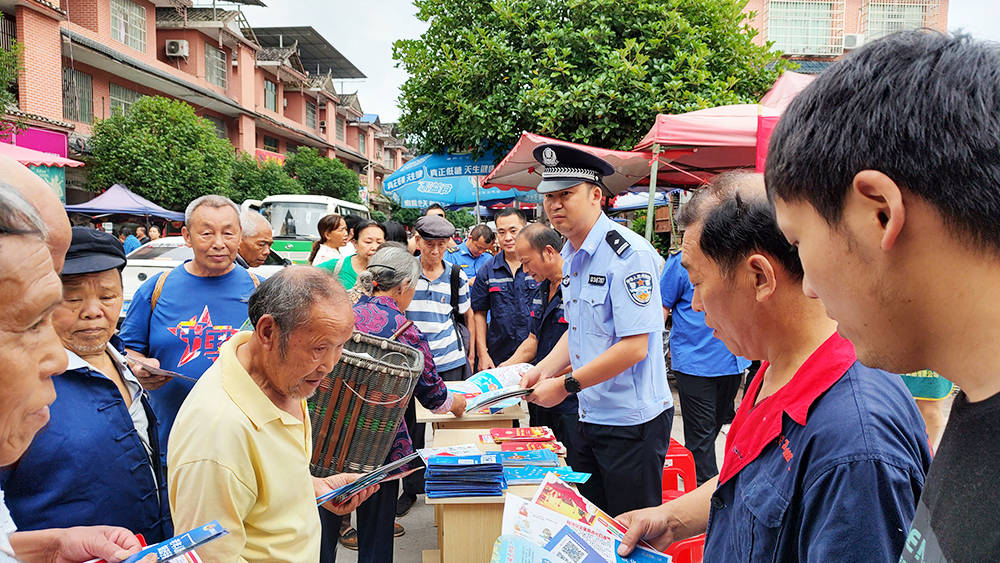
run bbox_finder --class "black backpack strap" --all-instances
[449,262,464,325]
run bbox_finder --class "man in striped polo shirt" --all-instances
[398,214,476,516]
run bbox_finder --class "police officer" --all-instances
[522,144,673,517]
[471,208,537,370]
[444,223,495,286]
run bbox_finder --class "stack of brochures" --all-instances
[424,454,506,498]
[493,475,674,562]
[495,449,559,467]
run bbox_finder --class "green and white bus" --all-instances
[256,195,370,264]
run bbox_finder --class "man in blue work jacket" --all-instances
[501,223,578,456]
[522,144,673,517]
[472,208,537,370]
[444,224,495,286]
[617,177,931,561]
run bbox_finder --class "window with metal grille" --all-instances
[62,67,93,123]
[768,1,843,56]
[359,133,366,155]
[0,13,16,52]
[306,100,317,129]
[264,79,277,111]
[205,43,227,89]
[110,0,146,52]
[262,136,279,152]
[336,116,345,140]
[203,115,228,139]
[109,83,142,115]
[867,1,927,40]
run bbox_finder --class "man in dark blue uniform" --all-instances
[471,208,537,370]
[500,223,577,456]
[617,179,931,561]
[521,144,672,517]
[444,224,495,286]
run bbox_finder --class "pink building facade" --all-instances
[2,0,409,202]
[742,0,948,71]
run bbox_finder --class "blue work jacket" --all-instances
[471,250,537,364]
[0,338,172,542]
[704,334,931,562]
[444,241,492,281]
[529,279,577,415]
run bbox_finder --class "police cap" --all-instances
[533,144,615,194]
[415,214,456,239]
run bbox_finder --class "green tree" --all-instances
[446,208,477,231]
[87,96,236,210]
[394,0,787,154]
[230,153,305,201]
[0,15,23,138]
[370,210,387,222]
[391,206,421,227]
[284,146,361,203]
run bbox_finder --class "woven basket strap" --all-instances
[337,382,368,471]
[312,378,343,466]
[324,377,354,470]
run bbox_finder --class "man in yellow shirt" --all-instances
[168,267,376,562]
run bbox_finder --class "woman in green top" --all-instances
[317,221,386,290]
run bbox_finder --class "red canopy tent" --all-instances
[482,131,691,195]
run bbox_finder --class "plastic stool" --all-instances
[663,448,697,493]
[663,534,705,563]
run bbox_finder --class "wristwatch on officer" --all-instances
[563,373,582,394]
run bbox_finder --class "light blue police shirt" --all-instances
[560,213,673,426]
[444,241,492,281]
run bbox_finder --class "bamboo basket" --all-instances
[307,328,422,477]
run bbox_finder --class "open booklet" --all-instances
[315,452,422,506]
[451,363,534,413]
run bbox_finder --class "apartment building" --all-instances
[3,0,409,200]
[743,0,948,72]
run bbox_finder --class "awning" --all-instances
[482,131,689,195]
[65,183,184,221]
[0,142,83,167]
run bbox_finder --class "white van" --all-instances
[256,194,371,263]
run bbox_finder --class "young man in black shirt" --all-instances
[767,30,1000,562]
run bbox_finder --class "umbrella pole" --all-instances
[476,182,481,224]
[644,144,661,241]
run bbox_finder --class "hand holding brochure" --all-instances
[316,452,422,506]
[451,364,534,413]
[117,521,227,563]
[465,387,534,413]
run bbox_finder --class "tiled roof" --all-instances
[7,108,74,130]
[31,0,66,16]
[258,45,297,62]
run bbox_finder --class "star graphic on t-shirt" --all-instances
[167,305,238,367]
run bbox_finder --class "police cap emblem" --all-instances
[624,272,653,306]
[542,147,559,167]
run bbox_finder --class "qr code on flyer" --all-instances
[552,536,588,563]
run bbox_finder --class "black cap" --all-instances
[532,144,616,194]
[415,215,456,239]
[62,226,127,276]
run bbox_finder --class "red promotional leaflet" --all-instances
[500,441,566,455]
[490,426,556,443]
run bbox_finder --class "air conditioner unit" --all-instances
[843,33,865,50]
[319,120,327,131]
[283,98,288,108]
[165,39,189,58]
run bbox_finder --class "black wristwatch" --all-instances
[563,373,582,394]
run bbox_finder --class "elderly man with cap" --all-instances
[521,145,673,517]
[1,227,172,543]
[396,214,476,516]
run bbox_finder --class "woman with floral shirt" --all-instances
[321,244,466,563]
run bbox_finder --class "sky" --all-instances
[238,0,1000,124]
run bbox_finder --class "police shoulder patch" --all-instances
[624,272,653,306]
[606,231,630,257]
[446,246,459,253]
